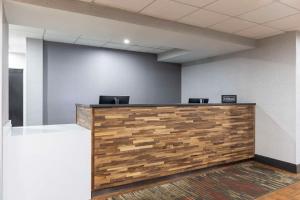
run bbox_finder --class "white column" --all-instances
[296,32,300,166]
[25,38,43,126]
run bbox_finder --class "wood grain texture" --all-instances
[257,181,300,200]
[91,105,255,191]
[76,105,92,130]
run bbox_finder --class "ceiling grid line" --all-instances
[137,0,157,13]
[171,0,219,8]
[278,0,300,11]
[172,0,284,36]
[87,0,300,38]
[77,0,300,38]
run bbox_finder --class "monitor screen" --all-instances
[99,96,130,104]
[188,98,201,103]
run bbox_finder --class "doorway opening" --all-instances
[9,68,23,127]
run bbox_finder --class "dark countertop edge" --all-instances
[76,103,256,108]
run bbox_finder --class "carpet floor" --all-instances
[106,162,300,200]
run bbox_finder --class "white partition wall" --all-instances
[296,33,300,166]
[9,53,25,69]
[0,0,9,199]
[26,38,43,126]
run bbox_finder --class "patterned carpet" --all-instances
[107,162,300,200]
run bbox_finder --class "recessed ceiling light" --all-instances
[124,39,130,44]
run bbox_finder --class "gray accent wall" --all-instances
[43,42,181,125]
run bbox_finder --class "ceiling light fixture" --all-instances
[124,39,130,44]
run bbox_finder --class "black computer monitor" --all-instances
[202,98,209,103]
[99,96,130,104]
[188,98,201,103]
[188,98,209,104]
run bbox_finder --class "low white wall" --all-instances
[182,32,297,164]
[0,1,9,200]
[9,53,25,69]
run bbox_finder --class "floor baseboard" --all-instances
[255,154,299,173]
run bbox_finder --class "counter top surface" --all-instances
[76,103,256,108]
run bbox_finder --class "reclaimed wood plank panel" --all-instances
[76,105,92,130]
[91,105,255,191]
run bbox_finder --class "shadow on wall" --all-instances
[255,105,296,164]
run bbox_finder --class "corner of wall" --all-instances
[0,3,9,200]
[296,32,300,164]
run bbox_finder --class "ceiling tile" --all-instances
[94,0,154,12]
[140,0,198,21]
[101,43,168,54]
[79,35,111,42]
[265,13,300,30]
[78,0,93,2]
[210,18,256,33]
[174,0,217,8]
[280,0,300,10]
[239,2,299,23]
[236,25,283,39]
[179,9,229,27]
[205,0,273,16]
[294,27,300,31]
[44,30,80,43]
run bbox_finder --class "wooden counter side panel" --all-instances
[92,105,255,190]
[76,106,92,130]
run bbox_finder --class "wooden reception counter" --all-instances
[76,103,255,191]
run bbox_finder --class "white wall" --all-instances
[296,33,300,165]
[182,32,297,164]
[26,38,43,126]
[9,53,25,69]
[1,5,8,127]
[0,0,9,199]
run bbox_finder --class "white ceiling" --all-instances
[7,0,300,63]
[5,0,257,63]
[5,0,263,64]
[9,25,173,54]
[79,0,300,39]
